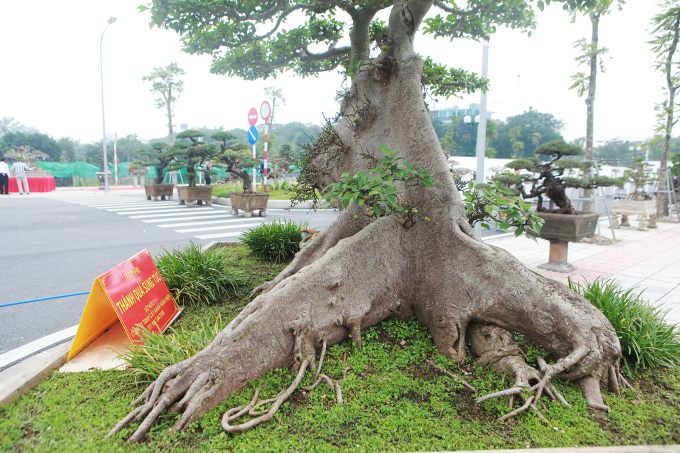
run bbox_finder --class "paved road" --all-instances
[0,194,339,354]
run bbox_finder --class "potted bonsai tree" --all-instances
[138,142,182,201]
[168,130,219,206]
[612,158,657,227]
[211,131,268,217]
[505,140,621,272]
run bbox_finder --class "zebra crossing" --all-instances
[59,196,268,241]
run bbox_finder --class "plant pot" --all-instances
[229,192,270,218]
[529,211,600,273]
[611,199,657,229]
[144,183,175,201]
[177,185,214,207]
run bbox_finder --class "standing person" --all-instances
[11,157,33,195]
[0,157,10,195]
[204,161,212,185]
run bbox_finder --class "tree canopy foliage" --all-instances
[489,107,565,158]
[139,0,595,100]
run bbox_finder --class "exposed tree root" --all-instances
[222,360,310,433]
[425,359,476,392]
[468,323,626,422]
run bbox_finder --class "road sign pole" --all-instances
[260,101,272,194]
[247,107,259,190]
[252,144,257,190]
[264,119,268,193]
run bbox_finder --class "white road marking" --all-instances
[174,222,263,233]
[159,218,264,228]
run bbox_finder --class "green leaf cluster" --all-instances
[323,145,435,219]
[459,179,544,239]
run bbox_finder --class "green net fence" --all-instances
[38,162,231,186]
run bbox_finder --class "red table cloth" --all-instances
[9,177,57,193]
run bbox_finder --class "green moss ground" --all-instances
[1,247,678,452]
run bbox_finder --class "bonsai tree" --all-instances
[112,0,629,442]
[138,142,182,185]
[167,130,218,187]
[506,140,621,214]
[622,158,656,200]
[211,132,260,193]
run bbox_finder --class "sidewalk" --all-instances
[486,218,680,325]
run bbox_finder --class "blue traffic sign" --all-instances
[247,126,258,145]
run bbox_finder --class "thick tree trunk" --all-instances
[112,0,622,442]
[657,11,680,218]
[167,85,175,146]
[582,12,599,213]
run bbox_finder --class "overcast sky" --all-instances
[0,1,665,146]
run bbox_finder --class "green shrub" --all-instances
[121,315,227,380]
[155,242,247,306]
[240,219,306,262]
[569,278,680,373]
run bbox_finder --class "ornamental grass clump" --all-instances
[154,242,247,306]
[240,219,306,262]
[121,315,227,381]
[569,278,680,373]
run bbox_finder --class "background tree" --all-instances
[57,137,79,162]
[0,131,61,161]
[138,142,182,184]
[212,131,260,192]
[0,117,38,138]
[489,107,565,158]
[506,140,622,214]
[167,130,218,187]
[116,134,150,163]
[650,0,680,217]
[112,0,625,442]
[142,63,185,145]
[568,0,621,210]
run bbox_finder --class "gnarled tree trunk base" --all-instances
[110,25,623,442]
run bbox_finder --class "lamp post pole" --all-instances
[463,115,480,157]
[100,17,117,193]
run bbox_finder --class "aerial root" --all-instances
[425,359,477,392]
[131,382,155,407]
[498,396,534,422]
[314,340,327,380]
[169,372,210,413]
[105,406,144,439]
[222,359,310,433]
[476,387,522,404]
[222,339,352,433]
[475,358,578,422]
[302,374,335,392]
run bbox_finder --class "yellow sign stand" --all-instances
[67,279,118,361]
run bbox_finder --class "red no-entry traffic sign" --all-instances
[248,107,258,126]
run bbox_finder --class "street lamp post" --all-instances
[100,17,117,193]
[463,115,480,157]
[629,145,642,162]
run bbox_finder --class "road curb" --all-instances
[423,446,680,453]
[0,342,71,408]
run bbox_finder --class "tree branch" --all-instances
[433,0,481,17]
[300,40,350,63]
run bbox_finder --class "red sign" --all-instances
[248,107,258,126]
[67,250,181,360]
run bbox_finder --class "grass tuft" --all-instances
[240,219,306,262]
[569,277,680,373]
[155,242,247,307]
[120,316,228,381]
